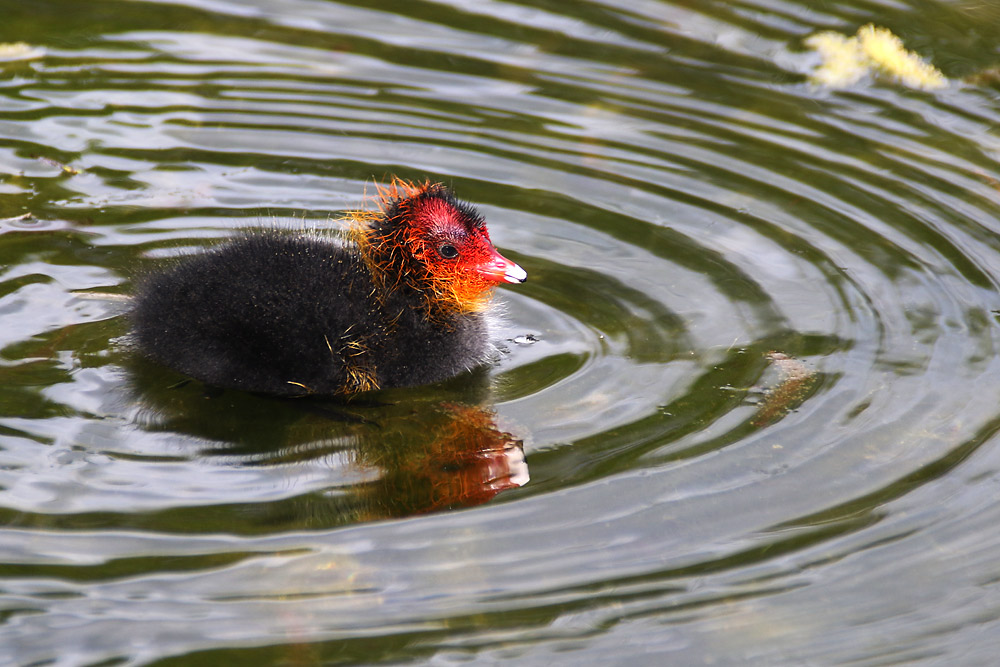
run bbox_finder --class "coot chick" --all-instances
[130,180,526,396]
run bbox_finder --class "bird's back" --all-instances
[131,231,490,395]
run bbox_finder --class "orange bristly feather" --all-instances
[346,180,495,318]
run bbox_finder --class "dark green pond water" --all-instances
[5,0,1000,664]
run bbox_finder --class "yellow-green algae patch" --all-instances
[0,42,44,61]
[805,25,946,90]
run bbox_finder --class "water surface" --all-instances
[4,0,1000,664]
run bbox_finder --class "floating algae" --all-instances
[805,24,946,90]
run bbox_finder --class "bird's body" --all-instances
[130,182,525,396]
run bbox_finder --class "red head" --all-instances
[351,180,526,314]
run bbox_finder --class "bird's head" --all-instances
[350,180,526,314]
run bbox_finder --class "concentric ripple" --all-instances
[4,0,1000,664]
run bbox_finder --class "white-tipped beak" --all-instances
[502,262,527,284]
[476,250,527,285]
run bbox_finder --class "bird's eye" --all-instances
[438,243,459,259]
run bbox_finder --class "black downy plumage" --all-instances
[130,182,526,396]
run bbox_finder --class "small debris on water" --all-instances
[511,334,539,346]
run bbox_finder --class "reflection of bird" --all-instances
[130,180,526,396]
[359,403,529,517]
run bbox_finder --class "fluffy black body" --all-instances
[130,232,489,396]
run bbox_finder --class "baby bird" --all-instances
[130,180,526,396]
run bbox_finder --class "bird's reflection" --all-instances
[127,359,528,523]
[353,401,527,518]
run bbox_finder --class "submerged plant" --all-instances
[751,352,817,427]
